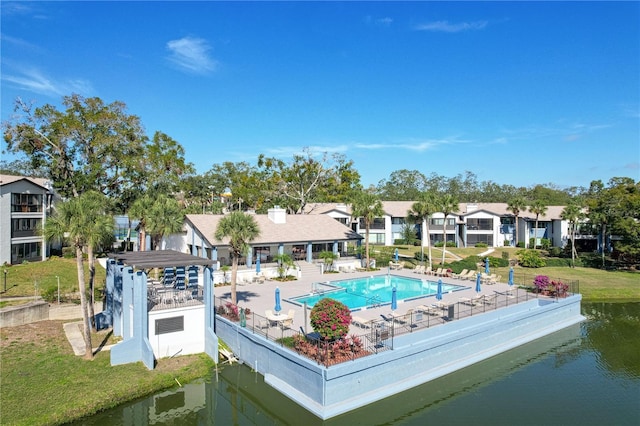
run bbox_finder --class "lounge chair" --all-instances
[479,293,498,305]
[351,315,372,329]
[416,304,441,316]
[434,268,444,277]
[459,295,484,306]
[463,270,478,280]
[424,266,433,275]
[413,265,425,274]
[433,300,452,310]
[452,269,468,279]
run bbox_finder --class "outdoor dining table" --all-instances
[269,313,289,327]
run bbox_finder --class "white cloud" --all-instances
[166,36,217,74]
[414,20,488,33]
[355,137,467,152]
[1,66,94,98]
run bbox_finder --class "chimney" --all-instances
[268,206,287,224]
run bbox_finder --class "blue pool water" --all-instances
[287,275,468,311]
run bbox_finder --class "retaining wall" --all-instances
[217,294,584,419]
[0,301,49,327]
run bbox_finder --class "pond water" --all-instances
[73,302,640,425]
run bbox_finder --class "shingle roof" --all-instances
[0,174,51,190]
[304,201,568,221]
[186,213,362,247]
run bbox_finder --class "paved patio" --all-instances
[213,263,524,335]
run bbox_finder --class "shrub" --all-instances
[543,258,573,267]
[548,247,563,257]
[62,247,75,258]
[517,249,546,268]
[446,255,482,273]
[503,240,511,247]
[474,243,488,248]
[487,256,509,268]
[310,298,352,341]
[501,251,510,261]
[541,238,551,250]
[516,241,525,248]
[533,275,550,292]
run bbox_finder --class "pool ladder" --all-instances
[367,295,382,308]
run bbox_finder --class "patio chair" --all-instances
[434,268,444,277]
[423,266,433,275]
[281,309,295,329]
[369,325,390,349]
[413,265,424,274]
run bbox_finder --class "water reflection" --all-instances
[74,302,640,426]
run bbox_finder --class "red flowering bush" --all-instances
[310,298,352,341]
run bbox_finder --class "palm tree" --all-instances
[407,192,437,269]
[561,203,583,268]
[146,194,184,251]
[43,192,112,359]
[437,194,459,265]
[82,192,114,329]
[528,200,548,249]
[129,193,153,251]
[319,250,339,272]
[350,190,384,270]
[214,212,260,304]
[274,253,294,278]
[507,196,527,247]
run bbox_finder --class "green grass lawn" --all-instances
[0,321,215,425]
[1,257,106,301]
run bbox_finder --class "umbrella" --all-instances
[485,257,490,275]
[475,273,482,294]
[436,279,443,301]
[256,255,261,274]
[508,267,514,286]
[275,287,282,313]
[394,248,399,262]
[391,286,397,311]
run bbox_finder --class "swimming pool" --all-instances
[287,275,468,311]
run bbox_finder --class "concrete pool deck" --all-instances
[214,264,518,334]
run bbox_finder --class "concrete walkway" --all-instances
[63,321,87,356]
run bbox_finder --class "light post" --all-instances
[3,269,7,293]
[56,276,60,304]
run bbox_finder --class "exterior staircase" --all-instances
[296,260,324,279]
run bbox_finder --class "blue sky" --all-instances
[2,1,639,189]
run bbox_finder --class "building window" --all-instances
[334,217,348,225]
[11,242,42,264]
[155,316,184,335]
[430,218,456,226]
[11,218,41,238]
[391,217,405,225]
[11,193,43,213]
[368,233,386,245]
[360,218,385,230]
[467,234,494,246]
[467,218,493,231]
